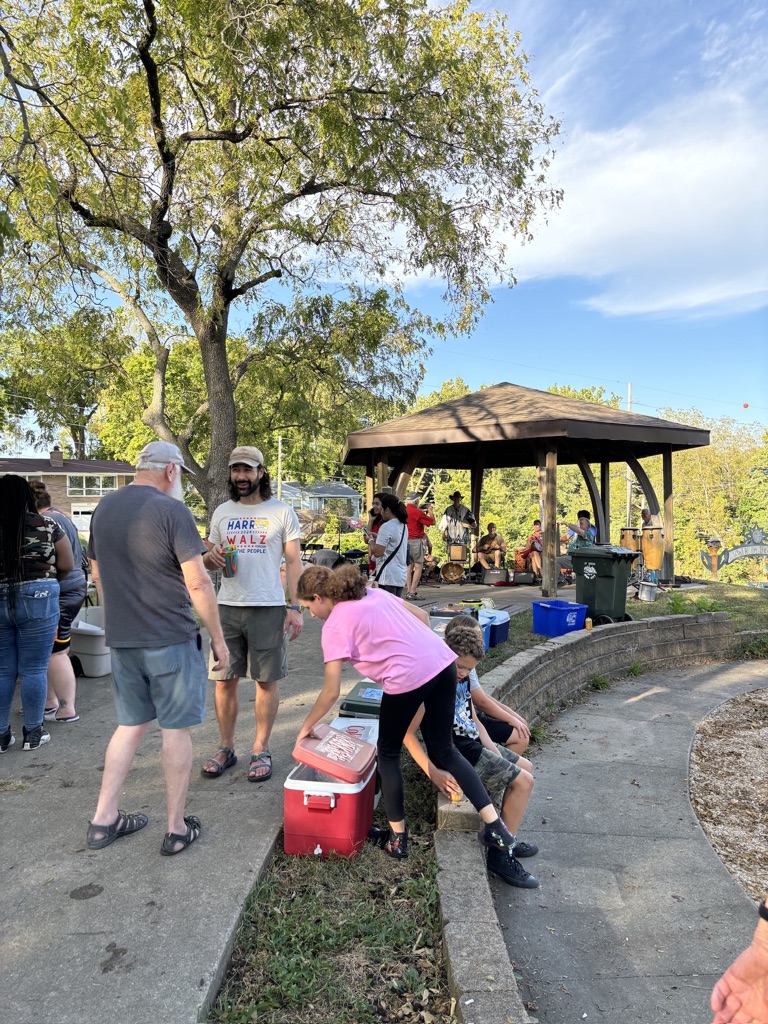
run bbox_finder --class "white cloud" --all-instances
[501,90,768,317]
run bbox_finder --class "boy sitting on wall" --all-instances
[403,615,540,888]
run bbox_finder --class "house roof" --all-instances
[301,481,360,498]
[0,457,135,475]
[342,382,710,468]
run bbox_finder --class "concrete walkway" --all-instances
[491,659,766,1024]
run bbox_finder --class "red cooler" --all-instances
[284,724,377,858]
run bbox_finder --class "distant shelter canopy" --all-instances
[342,383,710,595]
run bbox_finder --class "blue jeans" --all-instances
[0,580,60,731]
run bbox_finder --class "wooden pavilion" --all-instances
[341,382,710,595]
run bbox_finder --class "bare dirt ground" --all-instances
[689,687,768,903]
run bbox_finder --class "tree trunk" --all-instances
[197,308,237,525]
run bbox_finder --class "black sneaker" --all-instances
[512,841,539,858]
[487,848,540,888]
[384,828,408,860]
[22,725,50,750]
[478,818,516,851]
[0,727,14,752]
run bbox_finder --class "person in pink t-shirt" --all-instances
[296,564,520,861]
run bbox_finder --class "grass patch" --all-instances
[627,660,643,677]
[590,674,611,691]
[211,755,456,1024]
[628,583,768,634]
[0,778,30,792]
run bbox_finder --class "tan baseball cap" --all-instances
[228,446,264,468]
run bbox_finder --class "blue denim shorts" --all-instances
[110,638,207,729]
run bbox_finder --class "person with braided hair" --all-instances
[296,564,520,861]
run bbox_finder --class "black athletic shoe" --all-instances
[478,819,516,851]
[512,841,539,858]
[384,828,408,860]
[0,727,14,752]
[22,725,50,750]
[487,848,540,888]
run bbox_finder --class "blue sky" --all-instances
[412,0,768,428]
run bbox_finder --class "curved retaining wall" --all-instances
[481,611,739,722]
[435,612,753,1024]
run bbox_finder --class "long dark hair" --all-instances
[0,474,36,590]
[380,493,408,524]
[368,492,384,530]
[227,466,273,502]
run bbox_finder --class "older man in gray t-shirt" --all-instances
[85,441,228,857]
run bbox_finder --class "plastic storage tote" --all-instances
[532,600,587,638]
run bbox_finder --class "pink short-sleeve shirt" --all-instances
[320,587,455,695]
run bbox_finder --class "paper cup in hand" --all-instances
[222,545,238,578]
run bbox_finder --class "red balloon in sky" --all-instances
[743,403,749,408]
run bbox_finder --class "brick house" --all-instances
[0,447,135,531]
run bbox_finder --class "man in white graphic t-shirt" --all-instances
[201,446,304,783]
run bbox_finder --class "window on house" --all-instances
[67,475,118,496]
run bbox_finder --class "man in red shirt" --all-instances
[405,493,435,600]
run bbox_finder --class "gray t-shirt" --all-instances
[87,485,206,647]
[46,508,87,597]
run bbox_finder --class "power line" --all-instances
[422,347,767,413]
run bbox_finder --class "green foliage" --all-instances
[627,660,643,677]
[590,674,611,691]
[664,591,693,615]
[740,635,768,659]
[0,0,561,512]
[0,308,133,455]
[547,384,623,408]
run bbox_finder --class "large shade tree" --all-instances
[0,0,561,510]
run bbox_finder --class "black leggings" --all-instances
[377,663,493,823]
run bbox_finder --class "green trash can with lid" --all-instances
[570,545,640,624]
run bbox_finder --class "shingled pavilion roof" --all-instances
[342,382,709,468]
[342,382,710,593]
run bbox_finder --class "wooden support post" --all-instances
[663,449,675,582]
[541,445,558,597]
[600,461,611,544]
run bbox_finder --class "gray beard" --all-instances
[170,472,185,502]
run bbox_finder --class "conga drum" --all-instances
[441,561,465,583]
[641,527,664,570]
[513,548,528,572]
[619,527,641,551]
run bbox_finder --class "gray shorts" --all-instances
[474,745,522,811]
[408,538,425,564]
[110,639,207,729]
[210,604,287,682]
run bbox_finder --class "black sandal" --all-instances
[87,810,149,850]
[161,815,202,856]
